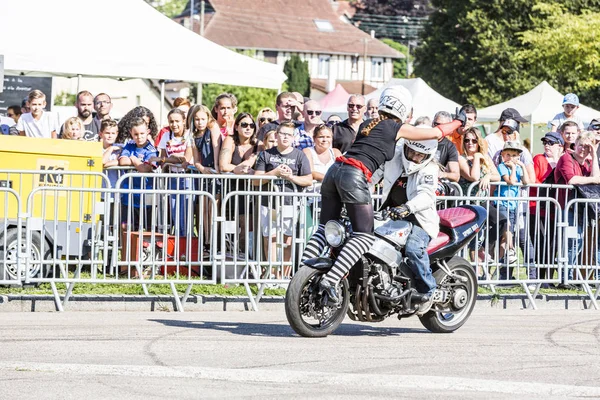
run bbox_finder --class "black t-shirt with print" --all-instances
[255,147,311,205]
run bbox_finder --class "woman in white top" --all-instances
[303,124,342,182]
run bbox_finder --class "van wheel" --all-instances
[0,228,50,284]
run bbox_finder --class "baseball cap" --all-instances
[563,93,579,107]
[501,119,519,133]
[588,118,600,130]
[499,108,528,123]
[541,132,564,145]
[502,140,523,153]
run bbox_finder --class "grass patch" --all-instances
[0,272,286,297]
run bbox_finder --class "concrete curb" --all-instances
[0,293,596,312]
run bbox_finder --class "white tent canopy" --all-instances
[0,0,286,89]
[477,81,600,125]
[323,78,460,120]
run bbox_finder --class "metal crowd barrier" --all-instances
[2,168,600,311]
[0,187,23,285]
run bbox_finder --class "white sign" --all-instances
[0,55,4,93]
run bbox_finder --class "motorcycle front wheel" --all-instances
[419,256,477,333]
[285,265,349,338]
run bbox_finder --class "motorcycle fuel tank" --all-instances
[366,239,400,269]
[374,219,413,248]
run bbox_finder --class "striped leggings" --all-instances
[302,224,376,285]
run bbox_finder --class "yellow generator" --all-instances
[0,135,104,281]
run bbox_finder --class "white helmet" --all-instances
[378,86,412,122]
[402,138,437,175]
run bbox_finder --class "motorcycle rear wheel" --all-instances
[419,256,477,333]
[285,265,349,338]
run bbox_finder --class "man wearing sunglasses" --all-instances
[332,94,366,153]
[485,108,528,160]
[293,100,323,150]
[431,111,460,182]
[490,118,535,180]
[257,91,301,141]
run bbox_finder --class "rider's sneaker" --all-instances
[318,279,339,304]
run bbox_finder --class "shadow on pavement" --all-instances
[148,319,428,337]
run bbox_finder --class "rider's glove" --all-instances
[389,204,411,221]
[452,107,467,128]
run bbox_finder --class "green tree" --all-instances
[283,55,310,97]
[517,3,600,108]
[198,84,279,118]
[413,0,600,107]
[147,0,187,18]
[381,39,411,78]
[53,91,76,106]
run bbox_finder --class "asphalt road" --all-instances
[1,307,599,399]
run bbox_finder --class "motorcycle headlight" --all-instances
[325,220,345,247]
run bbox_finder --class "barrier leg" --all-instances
[581,282,599,310]
[64,282,76,306]
[50,281,64,312]
[522,283,538,310]
[170,282,184,312]
[181,284,193,304]
[244,282,259,311]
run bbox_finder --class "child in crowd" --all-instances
[118,117,158,231]
[153,108,193,237]
[254,121,312,276]
[550,93,584,132]
[61,117,85,140]
[212,93,237,139]
[100,119,122,189]
[16,90,59,139]
[495,141,535,280]
[262,129,277,150]
[189,104,221,250]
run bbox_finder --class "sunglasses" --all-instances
[306,110,322,116]
[542,140,558,146]
[259,117,274,123]
[501,130,516,136]
[240,122,256,129]
[347,103,363,109]
[278,132,294,137]
[464,138,478,144]
[590,124,600,130]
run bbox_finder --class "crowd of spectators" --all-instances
[3,88,600,281]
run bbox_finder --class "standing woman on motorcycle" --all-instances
[301,86,466,302]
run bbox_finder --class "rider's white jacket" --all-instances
[371,139,440,239]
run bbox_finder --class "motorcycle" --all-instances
[285,204,487,337]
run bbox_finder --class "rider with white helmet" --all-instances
[378,134,441,312]
[301,85,467,304]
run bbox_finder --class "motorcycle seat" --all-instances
[426,231,450,254]
[438,207,476,228]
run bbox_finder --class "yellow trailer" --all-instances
[0,135,104,281]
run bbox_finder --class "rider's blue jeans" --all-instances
[405,225,437,295]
